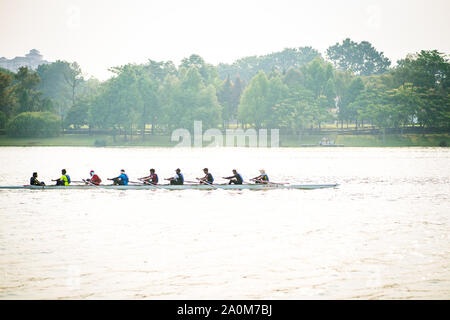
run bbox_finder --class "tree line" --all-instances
[0,38,448,139]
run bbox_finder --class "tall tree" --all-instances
[394,50,449,92]
[0,70,14,119]
[13,67,42,113]
[272,86,317,133]
[230,76,244,121]
[180,54,217,85]
[37,61,72,116]
[218,47,321,82]
[62,62,83,108]
[392,50,450,130]
[327,38,391,76]
[138,73,160,136]
[335,74,365,126]
[160,68,222,131]
[217,75,233,124]
[238,71,288,129]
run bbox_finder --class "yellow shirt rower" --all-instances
[53,169,70,186]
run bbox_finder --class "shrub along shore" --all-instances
[0,133,448,148]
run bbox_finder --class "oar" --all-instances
[249,178,288,185]
[195,178,219,190]
[185,179,218,189]
[82,178,100,187]
[267,181,290,185]
[70,180,86,184]
[130,180,166,190]
[200,180,218,189]
[184,180,199,184]
[129,180,147,185]
[107,178,126,186]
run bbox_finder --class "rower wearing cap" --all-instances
[139,168,158,185]
[86,170,102,185]
[30,172,45,186]
[111,169,128,185]
[165,168,184,185]
[197,168,214,185]
[53,169,71,186]
[251,169,269,184]
[223,169,243,185]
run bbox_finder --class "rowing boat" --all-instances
[300,144,344,147]
[0,183,339,190]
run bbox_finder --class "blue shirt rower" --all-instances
[111,169,129,185]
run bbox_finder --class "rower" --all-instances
[139,168,158,185]
[197,168,214,185]
[165,168,184,185]
[251,169,269,184]
[223,169,243,185]
[111,169,129,185]
[30,172,45,186]
[53,169,70,186]
[85,170,102,185]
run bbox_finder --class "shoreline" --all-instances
[0,133,449,148]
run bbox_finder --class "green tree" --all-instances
[386,83,421,131]
[217,75,233,125]
[62,62,83,108]
[138,73,160,136]
[180,54,217,85]
[416,88,450,130]
[392,50,449,130]
[302,58,335,100]
[238,71,288,129]
[37,61,72,116]
[230,76,244,121]
[336,75,365,127]
[218,47,320,82]
[13,67,42,114]
[6,111,61,137]
[273,86,317,133]
[327,38,391,76]
[144,59,178,82]
[394,50,449,91]
[64,99,90,128]
[0,70,15,119]
[160,68,222,131]
[352,82,392,141]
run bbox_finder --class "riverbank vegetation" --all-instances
[0,38,448,145]
[0,133,448,148]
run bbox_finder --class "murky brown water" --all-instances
[0,147,449,299]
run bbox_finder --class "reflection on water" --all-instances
[0,147,449,299]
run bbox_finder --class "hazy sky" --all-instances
[1,0,449,80]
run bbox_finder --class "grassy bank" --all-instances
[0,133,448,147]
[286,133,450,147]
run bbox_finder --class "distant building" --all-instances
[0,49,50,72]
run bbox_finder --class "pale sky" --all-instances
[1,0,449,80]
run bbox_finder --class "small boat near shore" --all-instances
[301,137,344,147]
[300,144,344,147]
[0,183,339,190]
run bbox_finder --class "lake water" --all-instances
[0,147,449,299]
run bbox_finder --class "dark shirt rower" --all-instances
[223,169,243,185]
[165,168,184,185]
[197,168,214,184]
[30,172,45,186]
[139,168,159,185]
